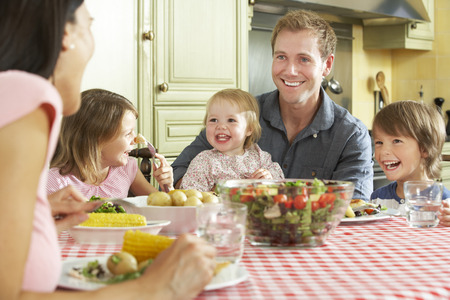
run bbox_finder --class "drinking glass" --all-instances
[197,202,247,263]
[404,181,443,228]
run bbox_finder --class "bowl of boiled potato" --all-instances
[122,189,220,236]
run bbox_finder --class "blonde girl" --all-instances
[48,88,173,198]
[181,88,284,191]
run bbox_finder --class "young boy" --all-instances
[370,100,450,223]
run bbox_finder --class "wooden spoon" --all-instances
[376,71,390,105]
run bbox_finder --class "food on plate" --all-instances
[79,213,147,227]
[69,248,230,285]
[147,189,219,207]
[106,252,138,275]
[213,261,231,275]
[345,199,382,218]
[69,259,108,281]
[121,230,175,262]
[345,205,356,218]
[147,191,172,206]
[70,255,146,284]
[89,196,126,213]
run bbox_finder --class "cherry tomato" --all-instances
[285,197,293,209]
[311,201,320,212]
[319,193,336,207]
[294,195,307,210]
[254,188,264,196]
[240,195,254,202]
[230,188,240,196]
[273,194,288,203]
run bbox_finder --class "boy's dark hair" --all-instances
[372,100,446,179]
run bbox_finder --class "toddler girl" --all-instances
[47,88,173,198]
[180,89,284,191]
[371,100,450,219]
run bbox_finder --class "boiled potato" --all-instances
[184,189,203,200]
[184,196,203,206]
[201,192,219,204]
[107,252,138,275]
[171,190,187,206]
[148,191,172,206]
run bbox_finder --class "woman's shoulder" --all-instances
[0,70,61,124]
[0,70,58,97]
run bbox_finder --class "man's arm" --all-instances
[332,127,374,201]
[171,129,212,188]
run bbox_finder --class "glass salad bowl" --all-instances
[216,179,354,248]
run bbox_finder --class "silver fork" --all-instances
[135,134,170,192]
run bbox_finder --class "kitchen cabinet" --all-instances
[145,0,251,160]
[363,0,434,50]
[82,0,251,187]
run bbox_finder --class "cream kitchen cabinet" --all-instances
[140,0,250,161]
[363,0,434,50]
[83,0,250,162]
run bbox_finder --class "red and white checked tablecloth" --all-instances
[59,217,450,299]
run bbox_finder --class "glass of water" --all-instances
[197,202,247,263]
[404,181,443,228]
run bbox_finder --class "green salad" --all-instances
[89,196,126,213]
[225,179,349,246]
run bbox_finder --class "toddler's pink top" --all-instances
[47,157,138,199]
[181,144,284,191]
[0,71,62,292]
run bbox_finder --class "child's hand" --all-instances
[153,153,174,191]
[438,200,450,227]
[249,168,273,180]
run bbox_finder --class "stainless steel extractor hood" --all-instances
[253,0,430,25]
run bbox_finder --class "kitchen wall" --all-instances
[353,0,450,129]
[392,0,450,114]
[352,25,391,128]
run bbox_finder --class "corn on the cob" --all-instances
[122,230,174,262]
[79,213,147,227]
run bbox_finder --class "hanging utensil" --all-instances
[328,76,343,94]
[376,71,389,105]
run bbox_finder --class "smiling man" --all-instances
[172,9,373,200]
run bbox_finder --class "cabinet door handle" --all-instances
[142,31,154,41]
[249,0,255,5]
[159,82,169,92]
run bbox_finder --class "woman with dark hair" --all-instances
[0,1,216,299]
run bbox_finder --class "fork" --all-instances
[135,134,170,192]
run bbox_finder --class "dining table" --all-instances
[59,216,450,299]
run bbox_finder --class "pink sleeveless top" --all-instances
[0,70,62,292]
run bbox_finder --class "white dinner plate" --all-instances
[58,256,248,291]
[68,220,171,244]
[340,208,400,224]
